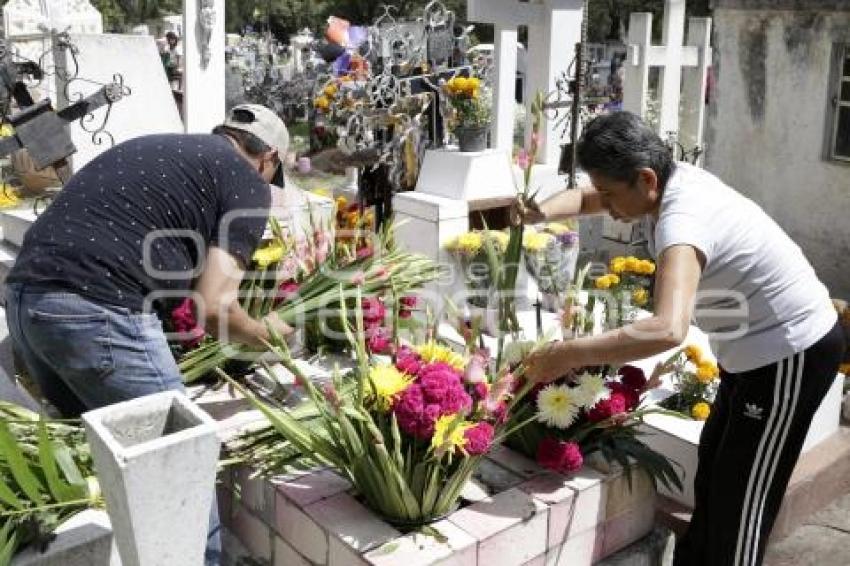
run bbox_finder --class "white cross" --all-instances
[467,0,585,166]
[183,0,226,133]
[623,0,713,154]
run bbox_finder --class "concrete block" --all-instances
[519,473,579,549]
[12,510,118,566]
[83,391,221,566]
[544,524,605,566]
[603,467,655,519]
[236,466,276,525]
[601,500,656,558]
[328,536,369,566]
[274,491,328,564]
[305,492,401,554]
[189,383,251,421]
[231,505,272,562]
[474,459,525,493]
[487,444,547,479]
[364,519,476,566]
[414,149,519,201]
[276,469,351,508]
[449,487,548,565]
[274,536,312,566]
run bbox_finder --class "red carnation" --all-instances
[586,391,628,422]
[609,382,640,411]
[618,365,648,392]
[536,437,584,474]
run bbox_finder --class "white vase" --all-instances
[82,391,221,566]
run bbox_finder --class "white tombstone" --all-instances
[182,0,225,133]
[467,0,584,166]
[623,1,712,154]
[290,28,314,73]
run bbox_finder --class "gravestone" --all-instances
[182,0,226,133]
[53,34,183,171]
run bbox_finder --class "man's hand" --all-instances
[524,342,579,384]
[510,195,547,226]
[262,311,294,342]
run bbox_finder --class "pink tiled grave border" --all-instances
[219,445,656,566]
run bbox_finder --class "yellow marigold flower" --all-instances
[684,344,703,363]
[545,222,572,236]
[345,211,360,227]
[450,232,483,255]
[335,196,348,210]
[691,402,711,421]
[313,95,330,111]
[0,124,13,138]
[637,260,656,275]
[252,243,284,268]
[607,273,621,286]
[323,83,339,98]
[453,77,469,94]
[632,288,649,307]
[595,275,612,290]
[695,361,719,383]
[431,414,472,452]
[624,256,640,272]
[466,77,481,92]
[368,364,413,411]
[416,341,466,371]
[610,256,627,274]
[523,232,553,253]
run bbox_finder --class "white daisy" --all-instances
[536,384,581,429]
[573,373,610,409]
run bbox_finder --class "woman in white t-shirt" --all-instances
[520,111,844,566]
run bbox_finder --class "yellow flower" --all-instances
[446,232,483,255]
[637,260,656,275]
[610,256,627,274]
[0,124,13,138]
[415,341,466,371]
[335,196,348,211]
[536,384,581,429]
[313,95,330,111]
[545,222,573,236]
[683,344,703,363]
[368,364,413,411]
[311,187,331,198]
[431,414,472,452]
[523,232,553,253]
[323,83,339,98]
[607,273,621,286]
[252,243,284,268]
[632,288,649,307]
[595,275,612,290]
[485,230,510,253]
[695,361,719,383]
[691,402,711,421]
[624,256,640,272]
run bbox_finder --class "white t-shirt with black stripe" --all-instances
[647,162,836,373]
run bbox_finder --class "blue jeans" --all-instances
[5,284,221,565]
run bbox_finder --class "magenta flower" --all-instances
[618,365,648,392]
[366,326,391,354]
[171,298,204,348]
[464,422,494,455]
[395,346,422,375]
[362,297,386,326]
[586,391,628,422]
[516,148,531,170]
[536,437,583,474]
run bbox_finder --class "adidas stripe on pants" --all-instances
[673,322,845,566]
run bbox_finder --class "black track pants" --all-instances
[673,322,845,566]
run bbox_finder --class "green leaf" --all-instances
[0,421,44,504]
[37,420,77,503]
[0,520,18,566]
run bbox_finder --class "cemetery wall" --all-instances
[704,7,850,300]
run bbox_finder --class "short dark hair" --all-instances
[577,111,675,189]
[212,125,270,158]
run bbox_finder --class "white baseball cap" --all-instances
[223,104,290,157]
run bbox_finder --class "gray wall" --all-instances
[704,8,850,299]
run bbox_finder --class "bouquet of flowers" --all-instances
[443,75,492,130]
[178,217,442,383]
[523,222,580,310]
[227,294,536,526]
[444,230,510,308]
[593,255,656,328]
[656,344,720,421]
[506,366,681,489]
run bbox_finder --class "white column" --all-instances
[183,0,226,133]
[525,1,584,166]
[680,17,712,158]
[623,12,652,119]
[491,24,519,151]
[656,0,686,138]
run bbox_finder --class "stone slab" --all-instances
[12,510,118,566]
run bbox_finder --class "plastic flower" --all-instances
[536,384,581,429]
[431,415,473,453]
[632,288,649,307]
[368,364,413,411]
[252,243,285,268]
[691,402,711,421]
[536,437,583,474]
[695,361,719,383]
[572,373,609,409]
[464,422,494,455]
[416,342,466,372]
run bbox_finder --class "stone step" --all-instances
[655,426,850,543]
[0,206,36,249]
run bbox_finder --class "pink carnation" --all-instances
[395,346,422,375]
[393,384,443,439]
[536,437,584,474]
[471,382,489,401]
[586,391,628,422]
[464,422,494,455]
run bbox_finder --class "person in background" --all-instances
[5,104,292,566]
[163,30,183,90]
[516,111,844,566]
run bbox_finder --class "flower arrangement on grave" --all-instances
[594,255,656,328]
[505,365,682,489]
[178,217,441,384]
[656,344,721,421]
[226,292,540,526]
[443,75,492,151]
[444,230,510,309]
[0,402,102,560]
[522,222,581,310]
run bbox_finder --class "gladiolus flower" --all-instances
[516,148,531,170]
[351,271,366,286]
[464,352,488,384]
